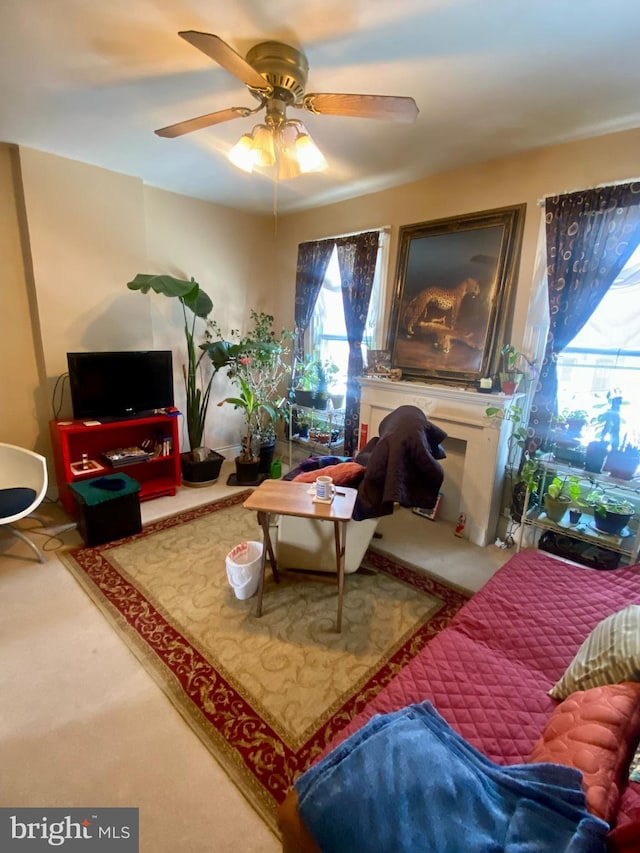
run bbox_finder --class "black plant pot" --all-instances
[234,457,261,485]
[569,509,582,525]
[585,440,608,474]
[180,449,224,485]
[294,389,315,408]
[603,450,640,481]
[258,441,276,475]
[313,392,329,410]
[593,510,632,536]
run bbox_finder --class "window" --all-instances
[556,243,640,445]
[307,231,389,398]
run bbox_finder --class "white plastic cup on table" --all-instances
[315,475,334,500]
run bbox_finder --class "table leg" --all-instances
[256,510,279,618]
[334,520,346,633]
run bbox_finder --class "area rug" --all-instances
[60,492,469,832]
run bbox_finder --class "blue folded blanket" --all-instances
[295,702,608,853]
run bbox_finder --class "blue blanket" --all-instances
[295,702,608,853]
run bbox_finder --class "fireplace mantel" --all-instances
[358,378,516,546]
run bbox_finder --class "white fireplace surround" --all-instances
[358,378,515,547]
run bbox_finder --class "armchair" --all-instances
[0,443,49,563]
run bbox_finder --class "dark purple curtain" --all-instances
[530,183,640,442]
[336,231,379,455]
[293,238,335,363]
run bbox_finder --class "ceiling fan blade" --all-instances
[155,107,252,138]
[178,31,272,94]
[301,93,418,123]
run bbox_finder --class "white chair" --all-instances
[0,443,49,563]
[276,515,379,575]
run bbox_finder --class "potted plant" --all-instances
[221,311,293,480]
[485,400,542,525]
[126,273,234,485]
[498,344,525,394]
[566,476,585,525]
[561,408,589,436]
[497,343,539,395]
[291,355,319,407]
[586,489,635,536]
[585,439,609,474]
[218,376,281,483]
[542,475,573,524]
[312,356,339,410]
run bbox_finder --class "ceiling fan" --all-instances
[154,31,419,142]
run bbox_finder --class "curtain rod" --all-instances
[536,177,640,206]
[308,225,391,241]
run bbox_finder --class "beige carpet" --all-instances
[59,492,469,832]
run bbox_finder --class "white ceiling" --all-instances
[2,0,640,215]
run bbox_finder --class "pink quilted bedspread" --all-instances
[329,550,640,832]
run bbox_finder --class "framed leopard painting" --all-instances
[388,204,526,387]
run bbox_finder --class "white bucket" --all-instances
[225,540,263,600]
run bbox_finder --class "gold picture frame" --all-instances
[388,204,526,386]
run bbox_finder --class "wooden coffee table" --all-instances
[243,480,358,632]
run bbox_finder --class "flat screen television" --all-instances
[67,351,174,421]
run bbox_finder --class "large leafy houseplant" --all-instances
[220,311,294,463]
[126,273,234,452]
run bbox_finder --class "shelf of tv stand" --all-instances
[50,414,182,517]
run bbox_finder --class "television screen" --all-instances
[67,351,174,421]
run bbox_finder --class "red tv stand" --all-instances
[50,414,182,517]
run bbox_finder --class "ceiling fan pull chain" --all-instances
[273,176,279,237]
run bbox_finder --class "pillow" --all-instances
[293,462,366,487]
[529,681,640,823]
[549,605,640,700]
[630,742,640,783]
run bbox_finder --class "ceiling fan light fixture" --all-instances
[277,148,302,180]
[251,125,276,167]
[294,131,327,173]
[228,133,256,172]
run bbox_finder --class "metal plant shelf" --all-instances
[517,459,640,568]
[287,402,346,468]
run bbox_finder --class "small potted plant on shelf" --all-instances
[585,489,635,536]
[291,355,318,408]
[497,344,539,395]
[567,476,585,525]
[499,344,525,394]
[312,356,340,410]
[561,408,589,436]
[543,475,573,524]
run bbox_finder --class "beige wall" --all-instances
[141,185,274,450]
[0,145,42,449]
[275,127,640,353]
[4,147,274,471]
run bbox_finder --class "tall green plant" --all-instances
[217,376,279,462]
[126,273,234,451]
[224,311,294,445]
